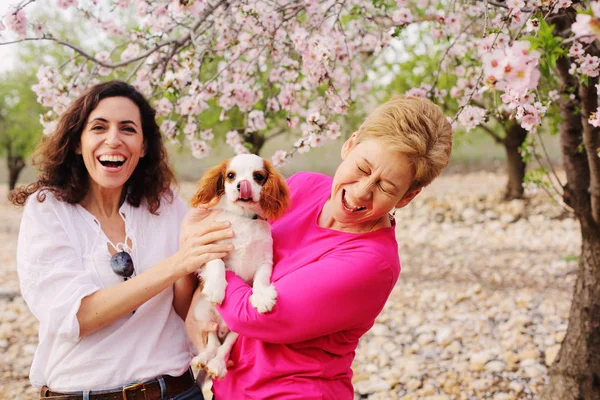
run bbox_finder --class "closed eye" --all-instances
[357,165,368,174]
[378,183,390,194]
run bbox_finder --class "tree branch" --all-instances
[0,0,226,69]
[579,77,600,225]
[479,123,505,144]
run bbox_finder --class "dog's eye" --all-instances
[227,172,236,180]
[253,172,265,183]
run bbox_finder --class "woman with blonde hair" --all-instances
[187,96,454,399]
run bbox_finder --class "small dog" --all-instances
[189,153,290,378]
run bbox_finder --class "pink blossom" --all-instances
[160,120,177,142]
[155,98,174,117]
[3,8,27,37]
[183,121,197,137]
[553,0,572,13]
[114,0,129,9]
[589,109,600,127]
[405,87,428,98]
[95,51,113,77]
[325,122,341,140]
[56,0,78,10]
[294,138,310,154]
[247,110,267,132]
[517,102,546,131]
[506,0,525,11]
[271,150,288,168]
[526,18,540,33]
[287,116,299,128]
[457,106,486,131]
[392,8,413,25]
[200,129,214,141]
[572,14,598,43]
[190,139,210,159]
[569,43,585,58]
[579,54,600,77]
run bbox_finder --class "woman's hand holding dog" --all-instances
[175,206,234,277]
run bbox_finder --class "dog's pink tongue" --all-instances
[239,180,252,199]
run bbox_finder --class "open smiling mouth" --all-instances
[98,155,127,169]
[342,189,366,212]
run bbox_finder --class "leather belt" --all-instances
[40,369,195,400]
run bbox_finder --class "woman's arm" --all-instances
[173,274,198,320]
[216,251,395,344]
[77,207,233,338]
[18,200,233,341]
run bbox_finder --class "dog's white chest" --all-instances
[216,213,273,283]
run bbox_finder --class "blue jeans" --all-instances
[170,383,205,400]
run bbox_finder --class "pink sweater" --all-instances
[214,172,401,399]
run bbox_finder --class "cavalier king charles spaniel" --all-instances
[189,153,290,378]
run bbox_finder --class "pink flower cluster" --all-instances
[3,8,27,37]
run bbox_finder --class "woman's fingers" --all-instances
[193,227,234,245]
[189,220,231,238]
[185,251,228,273]
[192,242,233,255]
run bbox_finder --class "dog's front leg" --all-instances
[200,258,227,305]
[250,261,277,313]
[191,330,220,369]
[206,331,240,379]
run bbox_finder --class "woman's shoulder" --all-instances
[286,171,332,191]
[22,188,73,218]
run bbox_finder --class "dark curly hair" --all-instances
[9,80,176,214]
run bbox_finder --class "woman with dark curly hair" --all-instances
[11,81,231,400]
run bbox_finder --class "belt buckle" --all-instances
[122,382,145,400]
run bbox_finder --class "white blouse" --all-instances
[16,189,192,392]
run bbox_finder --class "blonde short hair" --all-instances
[355,95,453,190]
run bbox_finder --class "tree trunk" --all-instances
[244,131,266,155]
[503,120,528,200]
[8,154,25,190]
[542,227,600,399]
[542,34,600,398]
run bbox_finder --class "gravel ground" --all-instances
[0,172,579,399]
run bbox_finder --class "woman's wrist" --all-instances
[168,251,190,280]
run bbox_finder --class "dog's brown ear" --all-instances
[260,159,290,221]
[190,159,229,208]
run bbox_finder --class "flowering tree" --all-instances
[379,2,600,397]
[0,0,394,166]
[379,31,550,200]
[3,0,600,397]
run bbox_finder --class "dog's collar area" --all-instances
[218,208,266,221]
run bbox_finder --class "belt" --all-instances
[39,369,195,400]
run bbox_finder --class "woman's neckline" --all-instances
[76,201,130,230]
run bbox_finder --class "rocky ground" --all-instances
[0,172,579,400]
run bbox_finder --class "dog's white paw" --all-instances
[206,356,228,379]
[191,348,217,369]
[250,284,277,313]
[203,280,227,305]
